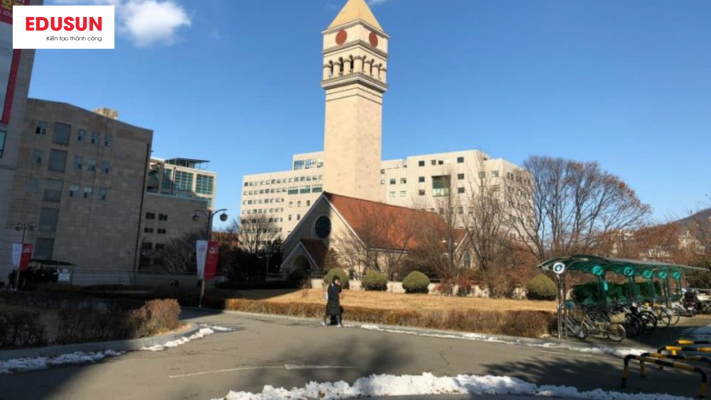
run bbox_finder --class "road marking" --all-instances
[169,364,357,379]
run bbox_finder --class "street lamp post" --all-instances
[192,209,228,308]
[13,222,35,290]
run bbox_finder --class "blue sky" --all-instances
[33,0,710,227]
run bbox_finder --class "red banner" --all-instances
[19,243,32,271]
[1,0,29,124]
[0,0,31,25]
[205,241,219,280]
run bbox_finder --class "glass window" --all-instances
[35,121,48,135]
[432,175,451,197]
[479,172,486,179]
[389,179,396,185]
[174,171,194,192]
[380,179,385,185]
[293,160,304,170]
[0,130,5,158]
[492,171,500,178]
[458,187,465,194]
[104,135,113,147]
[39,208,59,231]
[48,150,68,172]
[77,129,86,142]
[401,178,407,184]
[90,132,100,145]
[43,179,63,202]
[102,160,111,174]
[389,191,395,198]
[418,176,425,183]
[146,212,156,220]
[418,160,425,167]
[196,174,214,195]
[288,187,298,195]
[87,159,97,172]
[69,184,78,197]
[52,122,71,145]
[34,238,54,260]
[299,186,310,194]
[74,156,83,170]
[26,178,39,194]
[83,186,93,199]
[400,190,407,197]
[312,185,322,193]
[418,189,425,196]
[457,157,464,163]
[458,173,465,180]
[31,149,43,164]
[99,188,107,201]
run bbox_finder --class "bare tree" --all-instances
[151,229,206,274]
[505,156,652,261]
[232,214,281,255]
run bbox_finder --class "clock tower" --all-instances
[322,0,389,202]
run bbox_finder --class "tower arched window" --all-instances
[339,58,344,75]
[329,61,334,78]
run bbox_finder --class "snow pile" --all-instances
[358,324,649,357]
[211,326,236,332]
[141,327,215,352]
[218,372,690,400]
[0,350,122,374]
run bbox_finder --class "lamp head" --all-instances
[219,212,228,222]
[192,214,200,222]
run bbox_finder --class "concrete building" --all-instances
[139,157,215,268]
[6,99,153,277]
[0,0,43,281]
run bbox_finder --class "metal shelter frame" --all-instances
[538,254,706,340]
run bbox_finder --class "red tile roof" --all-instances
[324,192,466,251]
[301,239,329,269]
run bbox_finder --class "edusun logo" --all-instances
[13,5,114,49]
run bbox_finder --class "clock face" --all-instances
[336,30,348,45]
[315,216,332,239]
[369,32,379,47]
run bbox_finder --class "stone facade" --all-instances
[5,99,153,277]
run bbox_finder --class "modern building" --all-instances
[242,149,524,235]
[139,157,216,268]
[6,99,153,277]
[0,0,43,281]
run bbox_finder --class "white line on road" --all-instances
[169,364,357,379]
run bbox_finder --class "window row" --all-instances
[293,158,324,171]
[244,198,285,206]
[145,213,169,221]
[35,121,113,148]
[26,178,109,201]
[31,148,112,174]
[244,175,322,188]
[144,228,168,234]
[142,242,166,251]
[287,185,323,195]
[288,200,311,208]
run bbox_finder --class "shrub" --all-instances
[0,311,47,348]
[526,274,557,301]
[323,268,350,289]
[435,279,455,296]
[287,268,308,283]
[403,271,430,294]
[456,276,473,297]
[362,271,388,291]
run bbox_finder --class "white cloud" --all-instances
[48,0,192,47]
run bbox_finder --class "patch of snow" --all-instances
[210,326,235,332]
[0,350,123,374]
[216,372,691,400]
[141,327,215,352]
[356,324,648,357]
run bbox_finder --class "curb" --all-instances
[184,307,654,356]
[0,323,200,361]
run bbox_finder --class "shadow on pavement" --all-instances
[485,354,703,399]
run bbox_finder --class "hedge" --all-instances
[526,274,557,301]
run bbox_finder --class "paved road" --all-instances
[0,309,700,400]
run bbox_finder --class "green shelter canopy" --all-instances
[538,254,705,280]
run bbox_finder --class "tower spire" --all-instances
[328,0,383,31]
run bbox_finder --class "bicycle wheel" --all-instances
[606,323,626,342]
[637,311,657,335]
[667,309,681,326]
[656,309,671,328]
[624,314,642,338]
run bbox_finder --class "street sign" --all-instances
[552,262,566,275]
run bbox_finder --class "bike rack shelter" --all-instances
[538,254,706,340]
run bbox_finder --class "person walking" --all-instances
[323,276,343,327]
[7,269,17,291]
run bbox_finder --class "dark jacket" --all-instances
[326,283,342,316]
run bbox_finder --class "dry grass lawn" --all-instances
[236,289,556,312]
